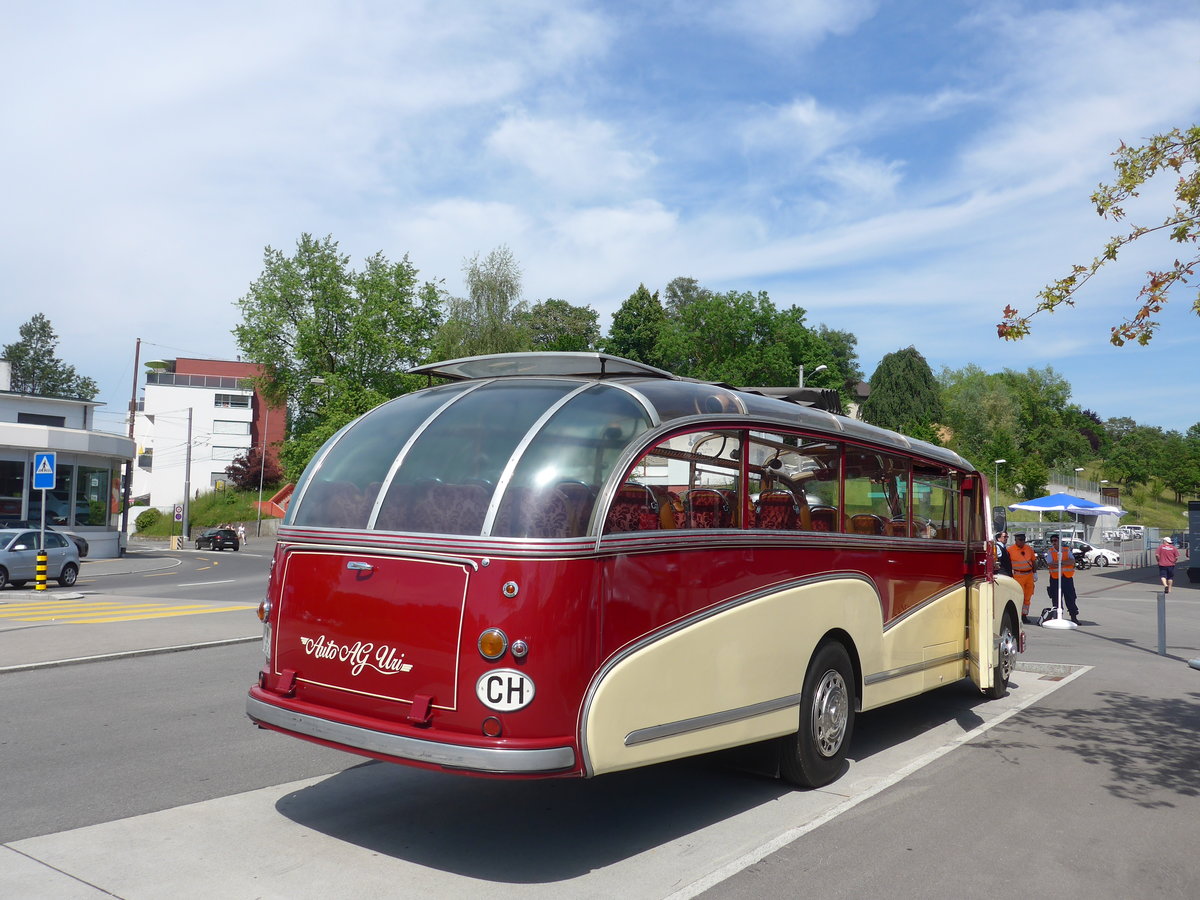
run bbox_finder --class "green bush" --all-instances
[135,508,162,532]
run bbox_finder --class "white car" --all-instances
[1085,546,1120,567]
[1058,537,1119,567]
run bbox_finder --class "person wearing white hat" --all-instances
[1155,536,1180,594]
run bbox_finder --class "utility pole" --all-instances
[182,407,193,541]
[119,337,141,551]
[256,399,269,537]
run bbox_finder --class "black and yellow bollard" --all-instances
[36,551,48,591]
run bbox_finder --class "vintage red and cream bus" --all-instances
[247,352,1023,788]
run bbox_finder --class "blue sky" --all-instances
[3,0,1198,437]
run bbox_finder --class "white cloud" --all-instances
[486,112,656,199]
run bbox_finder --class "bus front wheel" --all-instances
[984,611,1018,700]
[781,641,855,788]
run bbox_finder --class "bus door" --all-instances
[963,474,996,691]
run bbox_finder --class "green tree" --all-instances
[997,367,1092,465]
[277,374,391,481]
[2,314,99,399]
[861,347,942,441]
[1103,421,1165,487]
[605,284,666,365]
[524,299,600,351]
[234,234,441,482]
[1012,456,1050,501]
[654,290,838,388]
[1000,125,1200,345]
[433,246,530,359]
[938,365,1020,470]
[1160,431,1200,502]
[816,324,864,389]
[663,276,711,316]
[234,233,442,434]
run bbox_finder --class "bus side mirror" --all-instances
[992,506,1007,534]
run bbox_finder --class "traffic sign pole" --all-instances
[33,452,56,559]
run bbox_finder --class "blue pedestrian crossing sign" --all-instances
[34,452,56,490]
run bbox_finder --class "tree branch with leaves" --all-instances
[999,125,1200,346]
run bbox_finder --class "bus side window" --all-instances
[912,466,959,540]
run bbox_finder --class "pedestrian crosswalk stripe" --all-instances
[0,599,257,625]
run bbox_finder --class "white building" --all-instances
[0,360,135,559]
[131,358,284,516]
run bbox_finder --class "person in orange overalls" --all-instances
[1045,534,1080,624]
[1008,532,1038,624]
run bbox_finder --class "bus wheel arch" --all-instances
[781,635,858,789]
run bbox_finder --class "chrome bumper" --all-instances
[246,695,576,774]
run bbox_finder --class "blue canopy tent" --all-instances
[1007,492,1126,518]
[1008,493,1126,629]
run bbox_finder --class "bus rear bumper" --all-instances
[246,694,577,775]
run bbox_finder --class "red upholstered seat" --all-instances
[603,483,660,534]
[685,488,731,529]
[808,506,838,532]
[754,490,799,530]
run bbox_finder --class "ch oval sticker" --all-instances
[476,669,535,712]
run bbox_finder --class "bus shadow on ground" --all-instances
[274,678,1000,882]
[274,755,788,882]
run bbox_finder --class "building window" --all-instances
[0,460,24,519]
[213,420,251,435]
[214,393,251,409]
[75,464,111,526]
[17,412,67,427]
[28,464,76,526]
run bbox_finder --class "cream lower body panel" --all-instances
[583,577,884,777]
[860,588,969,710]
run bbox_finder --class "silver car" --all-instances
[0,528,80,589]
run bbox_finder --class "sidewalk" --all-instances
[0,541,262,672]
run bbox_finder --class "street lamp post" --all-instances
[1074,466,1085,493]
[798,364,827,388]
[994,459,1006,493]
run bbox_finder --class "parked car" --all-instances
[1058,537,1120,568]
[0,520,89,557]
[0,528,80,589]
[195,527,240,551]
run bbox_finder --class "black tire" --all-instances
[58,563,79,587]
[195,541,203,550]
[0,566,8,590]
[9,580,27,588]
[985,611,1018,699]
[1096,555,1110,568]
[781,641,856,788]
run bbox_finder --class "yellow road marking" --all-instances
[0,600,257,624]
[66,606,257,624]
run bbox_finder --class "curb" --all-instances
[1015,660,1086,677]
[0,635,261,674]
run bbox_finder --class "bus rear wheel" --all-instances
[781,641,855,788]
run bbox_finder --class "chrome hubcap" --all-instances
[812,669,849,757]
[997,625,1017,681]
